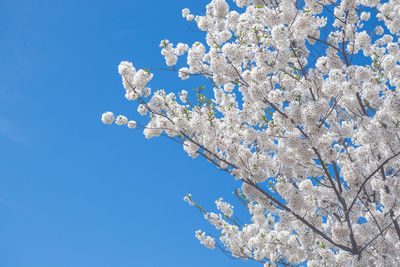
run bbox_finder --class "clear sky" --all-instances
[0,0,260,267]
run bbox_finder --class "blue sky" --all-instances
[0,0,259,266]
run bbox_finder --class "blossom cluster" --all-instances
[104,0,400,265]
[101,112,136,129]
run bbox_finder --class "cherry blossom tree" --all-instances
[102,0,400,265]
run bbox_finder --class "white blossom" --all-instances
[215,197,233,218]
[101,111,115,124]
[182,8,190,18]
[115,115,128,125]
[127,120,136,129]
[195,230,216,249]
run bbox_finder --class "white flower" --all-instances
[137,104,148,115]
[118,61,136,78]
[182,8,190,18]
[195,230,215,249]
[101,112,115,124]
[186,14,194,21]
[360,12,370,21]
[115,115,128,125]
[355,66,371,82]
[127,120,137,128]
[215,197,234,218]
[175,43,189,56]
[375,26,384,35]
[179,90,188,103]
[183,194,195,206]
[213,0,229,17]
[178,67,190,80]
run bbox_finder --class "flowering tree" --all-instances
[102,0,400,265]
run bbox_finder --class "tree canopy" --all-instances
[103,0,400,265]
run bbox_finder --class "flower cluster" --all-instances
[118,61,153,101]
[160,40,189,67]
[104,0,400,265]
[101,111,136,129]
[195,230,216,249]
